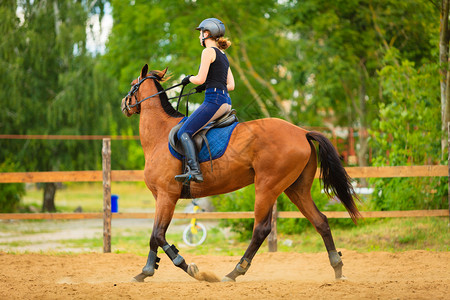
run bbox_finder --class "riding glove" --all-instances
[195,83,206,93]
[182,75,192,86]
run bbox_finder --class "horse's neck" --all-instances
[139,103,181,152]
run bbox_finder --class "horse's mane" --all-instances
[150,70,184,118]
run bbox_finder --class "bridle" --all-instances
[123,75,180,115]
[123,75,199,115]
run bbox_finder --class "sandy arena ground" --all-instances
[1,250,449,299]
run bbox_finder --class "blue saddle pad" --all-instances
[169,120,239,163]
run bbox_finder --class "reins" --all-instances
[125,75,199,116]
[172,86,198,117]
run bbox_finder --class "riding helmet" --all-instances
[195,18,225,37]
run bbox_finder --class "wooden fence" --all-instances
[0,166,446,183]
[0,138,449,252]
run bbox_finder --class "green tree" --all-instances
[370,49,446,210]
[0,160,25,213]
[439,0,450,156]
[0,0,114,211]
[102,0,297,122]
[283,0,437,167]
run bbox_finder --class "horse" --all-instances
[121,64,361,283]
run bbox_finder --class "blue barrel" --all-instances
[111,194,119,213]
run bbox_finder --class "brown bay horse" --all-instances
[121,64,361,283]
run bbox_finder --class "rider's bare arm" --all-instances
[226,67,235,91]
[189,48,215,85]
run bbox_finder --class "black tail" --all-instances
[306,131,361,224]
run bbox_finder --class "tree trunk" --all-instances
[236,32,292,122]
[440,0,450,157]
[42,182,57,212]
[358,62,369,167]
[228,55,271,118]
[357,61,369,186]
[53,0,61,36]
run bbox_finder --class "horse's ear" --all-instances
[159,67,168,79]
[141,64,148,78]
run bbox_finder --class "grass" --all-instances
[3,183,448,255]
[56,222,251,256]
[0,240,35,247]
[22,182,156,212]
[21,182,196,212]
[275,217,450,253]
[1,217,448,255]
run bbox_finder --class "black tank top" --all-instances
[205,47,229,91]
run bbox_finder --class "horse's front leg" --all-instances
[133,193,193,282]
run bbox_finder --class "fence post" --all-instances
[102,138,112,253]
[268,200,278,252]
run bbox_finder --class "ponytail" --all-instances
[216,36,231,50]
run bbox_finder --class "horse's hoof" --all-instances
[142,266,155,276]
[332,261,344,280]
[336,275,348,281]
[132,273,147,283]
[221,276,235,282]
[187,263,199,278]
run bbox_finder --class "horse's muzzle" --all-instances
[121,97,132,117]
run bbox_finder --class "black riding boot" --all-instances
[175,133,204,183]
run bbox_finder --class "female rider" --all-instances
[175,18,235,183]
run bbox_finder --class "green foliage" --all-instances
[0,1,115,172]
[372,50,441,165]
[0,0,444,215]
[369,177,447,211]
[211,185,255,240]
[0,161,25,213]
[103,0,298,121]
[369,48,446,210]
[284,0,436,128]
[211,179,347,240]
[0,1,126,210]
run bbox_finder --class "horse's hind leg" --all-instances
[284,150,346,280]
[286,189,345,279]
[223,191,275,282]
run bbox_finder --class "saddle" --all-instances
[169,109,238,158]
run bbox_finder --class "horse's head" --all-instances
[121,64,168,117]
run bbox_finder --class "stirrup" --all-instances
[175,171,203,183]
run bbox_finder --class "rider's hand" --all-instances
[181,75,192,86]
[195,83,206,93]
